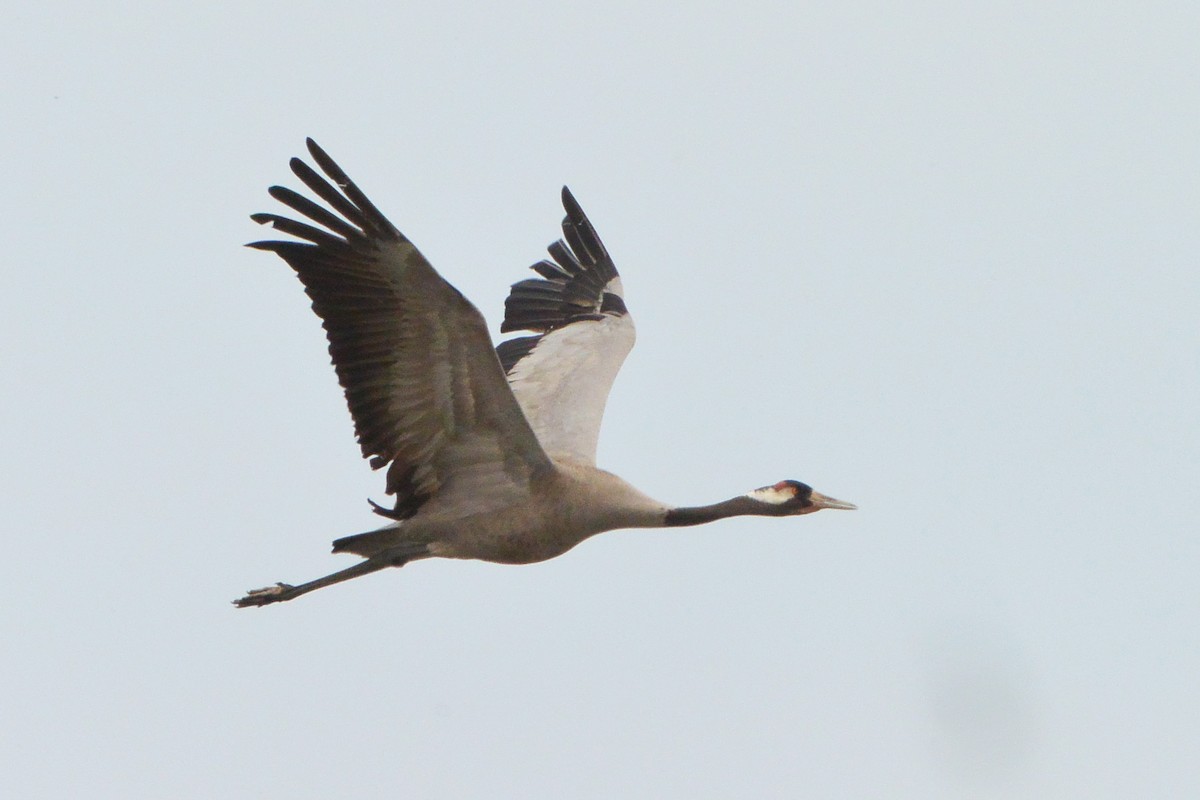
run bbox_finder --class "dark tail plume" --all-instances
[332,528,429,561]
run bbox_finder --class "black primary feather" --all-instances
[495,187,625,374]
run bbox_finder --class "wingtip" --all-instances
[305,137,331,165]
[560,186,584,219]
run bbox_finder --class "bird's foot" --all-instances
[233,582,295,608]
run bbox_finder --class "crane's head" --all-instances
[747,480,857,515]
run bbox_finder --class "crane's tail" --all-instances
[331,527,429,560]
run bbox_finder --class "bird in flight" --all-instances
[235,139,855,607]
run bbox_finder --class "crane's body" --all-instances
[235,140,854,608]
[335,457,665,565]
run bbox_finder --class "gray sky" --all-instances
[4,2,1197,797]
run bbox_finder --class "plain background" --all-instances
[3,2,1197,797]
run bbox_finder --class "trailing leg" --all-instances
[234,557,390,608]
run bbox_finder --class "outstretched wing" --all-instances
[250,139,552,519]
[495,188,636,464]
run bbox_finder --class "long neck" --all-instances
[663,496,777,527]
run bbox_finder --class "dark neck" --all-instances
[664,496,778,527]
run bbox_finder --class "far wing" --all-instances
[250,139,552,520]
[495,188,636,464]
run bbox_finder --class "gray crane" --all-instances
[235,139,855,607]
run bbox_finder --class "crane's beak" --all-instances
[809,491,857,511]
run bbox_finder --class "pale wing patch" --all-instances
[506,312,636,463]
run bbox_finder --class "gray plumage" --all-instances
[235,139,854,608]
